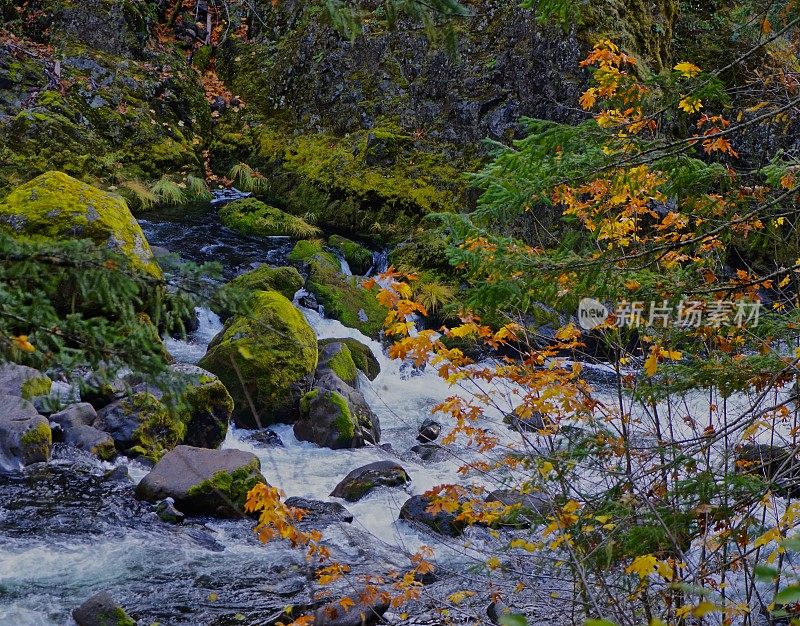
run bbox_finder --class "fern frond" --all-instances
[151,177,187,206]
[119,179,157,210]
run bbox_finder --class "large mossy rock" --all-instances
[0,171,162,278]
[0,394,52,471]
[213,264,304,319]
[199,290,318,428]
[330,461,410,502]
[135,445,266,517]
[219,198,321,238]
[289,240,387,338]
[93,367,233,459]
[319,338,380,381]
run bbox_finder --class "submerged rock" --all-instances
[200,290,318,429]
[0,394,51,470]
[285,496,354,524]
[154,497,185,524]
[399,494,463,537]
[135,445,266,517]
[0,171,162,279]
[330,461,410,502]
[73,591,136,626]
[243,429,284,448]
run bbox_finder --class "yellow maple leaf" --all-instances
[679,96,703,113]
[539,461,555,478]
[644,351,658,377]
[626,554,658,578]
[674,61,702,78]
[448,590,476,604]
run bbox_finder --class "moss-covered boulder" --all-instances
[199,290,318,428]
[169,364,234,450]
[330,461,410,502]
[63,424,117,461]
[0,171,162,278]
[135,445,266,517]
[294,370,380,449]
[219,198,321,238]
[319,338,380,381]
[328,235,373,275]
[0,394,51,470]
[317,341,359,386]
[212,264,304,319]
[73,591,136,626]
[289,240,387,338]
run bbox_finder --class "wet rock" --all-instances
[199,290,318,429]
[298,291,320,311]
[63,424,116,461]
[486,489,550,526]
[169,364,233,450]
[416,419,441,443]
[94,391,176,456]
[154,497,185,524]
[314,595,390,626]
[0,362,52,399]
[244,429,284,447]
[294,371,380,450]
[104,465,130,482]
[0,394,51,470]
[135,445,266,517]
[410,443,450,463]
[330,461,410,502]
[50,402,98,430]
[318,337,380,381]
[285,496,354,524]
[399,494,463,537]
[73,591,135,626]
[317,341,361,386]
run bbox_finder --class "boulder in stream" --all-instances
[0,362,52,400]
[399,494,464,537]
[73,591,136,626]
[212,264,305,319]
[63,424,116,461]
[416,418,441,443]
[319,338,380,381]
[199,290,318,429]
[135,445,266,517]
[285,496,354,524]
[330,461,410,502]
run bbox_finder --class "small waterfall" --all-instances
[368,248,389,276]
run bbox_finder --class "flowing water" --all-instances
[0,203,529,626]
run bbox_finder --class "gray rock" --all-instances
[243,429,284,447]
[0,362,51,398]
[0,394,51,471]
[135,445,266,517]
[154,497,185,524]
[72,591,134,626]
[410,443,450,462]
[330,461,410,502]
[50,402,98,429]
[63,424,116,461]
[285,496,354,524]
[416,418,441,443]
[486,489,550,526]
[399,494,463,537]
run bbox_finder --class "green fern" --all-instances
[228,163,270,194]
[185,175,211,201]
[151,177,187,206]
[119,179,157,210]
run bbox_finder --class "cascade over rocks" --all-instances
[135,445,266,517]
[329,461,411,502]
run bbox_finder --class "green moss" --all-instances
[129,392,186,461]
[319,338,380,380]
[326,344,358,384]
[287,239,337,266]
[186,459,264,512]
[328,234,372,275]
[20,376,52,400]
[219,198,321,238]
[0,172,163,278]
[199,290,318,427]
[300,388,319,415]
[192,45,213,71]
[213,265,304,318]
[20,421,52,464]
[329,391,355,444]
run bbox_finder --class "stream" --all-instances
[0,202,537,626]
